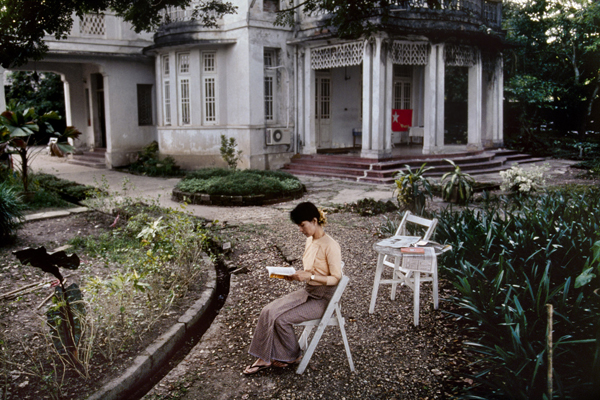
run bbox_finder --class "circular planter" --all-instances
[172,186,305,207]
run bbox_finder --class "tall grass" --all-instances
[428,189,600,399]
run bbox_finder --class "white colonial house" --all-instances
[0,0,505,170]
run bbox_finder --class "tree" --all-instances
[503,0,600,137]
[0,0,237,68]
[0,100,81,192]
[6,71,66,118]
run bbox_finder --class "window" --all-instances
[202,52,217,124]
[137,84,153,126]
[264,0,280,12]
[162,55,171,125]
[178,53,191,125]
[264,50,277,122]
[393,65,412,110]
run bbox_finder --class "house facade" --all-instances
[0,0,505,170]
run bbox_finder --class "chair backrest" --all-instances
[395,211,438,241]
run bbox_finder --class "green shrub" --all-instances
[177,168,303,197]
[127,141,182,177]
[0,181,24,240]
[393,164,433,214]
[35,173,95,203]
[427,189,600,399]
[331,198,398,217]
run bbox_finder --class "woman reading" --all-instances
[243,202,342,375]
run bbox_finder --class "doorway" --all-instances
[92,73,107,148]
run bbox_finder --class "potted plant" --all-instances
[394,163,433,214]
[441,159,474,205]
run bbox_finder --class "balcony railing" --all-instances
[390,0,502,27]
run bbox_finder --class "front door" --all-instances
[315,73,331,148]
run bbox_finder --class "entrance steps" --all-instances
[282,149,546,184]
[68,149,107,169]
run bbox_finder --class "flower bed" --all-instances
[173,168,305,206]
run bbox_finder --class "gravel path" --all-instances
[143,212,468,400]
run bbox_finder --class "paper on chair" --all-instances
[266,266,296,279]
[376,236,421,248]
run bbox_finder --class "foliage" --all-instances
[5,71,66,122]
[393,163,433,214]
[499,163,549,194]
[13,247,83,367]
[0,0,238,68]
[429,189,600,399]
[70,203,220,361]
[35,173,96,204]
[0,181,24,240]
[274,0,492,41]
[503,0,600,136]
[0,100,80,192]
[177,168,303,196]
[219,134,243,171]
[440,159,474,205]
[330,198,398,217]
[126,141,182,177]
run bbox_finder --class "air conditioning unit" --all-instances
[266,128,292,146]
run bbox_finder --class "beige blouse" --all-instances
[303,234,342,286]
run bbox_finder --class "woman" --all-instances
[243,201,342,375]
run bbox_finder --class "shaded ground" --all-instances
[0,212,210,400]
[143,212,475,400]
[2,162,598,400]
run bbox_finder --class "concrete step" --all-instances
[68,150,107,169]
[283,150,546,184]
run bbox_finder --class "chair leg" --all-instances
[336,310,355,372]
[369,254,385,314]
[433,264,439,310]
[390,256,401,301]
[413,272,421,326]
[296,323,327,375]
[298,326,313,351]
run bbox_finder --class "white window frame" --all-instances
[264,50,277,123]
[162,55,171,126]
[393,65,412,110]
[201,52,218,125]
[177,53,191,125]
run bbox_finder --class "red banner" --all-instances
[392,109,412,132]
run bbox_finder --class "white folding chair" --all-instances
[294,265,354,374]
[369,211,439,325]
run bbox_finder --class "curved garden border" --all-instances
[172,186,305,207]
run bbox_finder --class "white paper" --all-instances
[376,236,421,248]
[266,266,296,276]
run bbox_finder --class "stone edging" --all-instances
[24,207,90,222]
[171,187,305,206]
[86,266,218,400]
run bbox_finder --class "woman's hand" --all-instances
[290,270,312,282]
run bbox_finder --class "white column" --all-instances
[467,48,483,151]
[0,66,6,112]
[61,76,72,127]
[154,55,163,127]
[361,40,372,152]
[495,54,504,147]
[362,36,391,159]
[384,42,394,152]
[423,43,444,154]
[303,48,316,154]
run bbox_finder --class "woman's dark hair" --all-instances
[290,202,320,225]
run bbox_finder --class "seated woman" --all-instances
[243,201,342,375]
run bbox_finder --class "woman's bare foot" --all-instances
[272,356,302,368]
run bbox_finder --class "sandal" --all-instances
[272,357,302,368]
[243,361,271,375]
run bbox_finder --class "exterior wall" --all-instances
[152,0,296,170]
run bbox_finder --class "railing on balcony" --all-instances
[390,0,502,28]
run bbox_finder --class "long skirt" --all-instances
[248,284,336,363]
